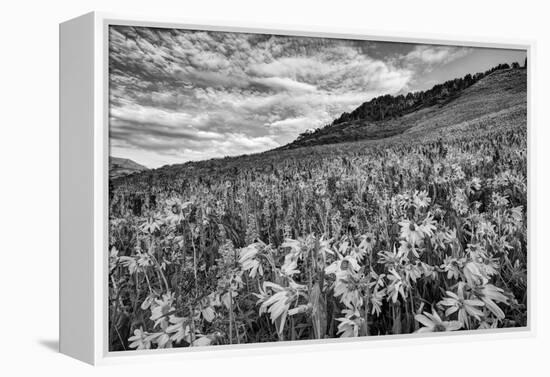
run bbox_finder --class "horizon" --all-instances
[109,25,526,169]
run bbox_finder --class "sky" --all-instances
[109,25,526,168]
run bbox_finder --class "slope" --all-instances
[109,157,149,180]
[283,67,526,149]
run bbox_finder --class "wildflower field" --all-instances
[108,98,527,350]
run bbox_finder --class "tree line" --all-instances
[326,61,524,126]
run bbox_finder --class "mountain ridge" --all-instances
[282,63,525,150]
[109,157,149,180]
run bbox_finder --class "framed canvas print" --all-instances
[59,12,533,365]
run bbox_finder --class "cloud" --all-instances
[111,105,196,128]
[404,45,471,66]
[111,130,279,166]
[110,26,468,168]
[248,57,328,79]
[251,77,317,93]
[267,116,320,135]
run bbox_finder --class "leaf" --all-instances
[310,283,327,339]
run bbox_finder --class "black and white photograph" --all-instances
[107,25,527,351]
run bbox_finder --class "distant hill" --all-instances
[109,157,148,180]
[282,64,526,150]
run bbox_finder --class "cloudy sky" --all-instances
[109,25,526,168]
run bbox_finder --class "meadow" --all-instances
[108,95,527,350]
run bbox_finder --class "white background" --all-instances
[0,0,548,375]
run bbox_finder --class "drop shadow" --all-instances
[38,339,59,353]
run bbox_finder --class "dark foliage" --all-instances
[330,63,513,126]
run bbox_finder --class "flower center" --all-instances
[433,324,446,332]
[340,260,349,271]
[409,223,416,231]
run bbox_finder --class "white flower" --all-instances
[370,289,385,316]
[239,242,265,278]
[470,177,482,191]
[148,331,172,348]
[413,190,431,208]
[150,293,175,328]
[441,256,462,280]
[192,332,222,346]
[166,316,191,343]
[336,307,364,337]
[398,215,435,245]
[387,269,407,303]
[139,217,161,234]
[165,198,192,225]
[198,296,216,322]
[325,254,360,275]
[439,283,485,327]
[415,310,462,333]
[398,240,421,259]
[119,255,138,274]
[463,261,487,286]
[281,253,300,277]
[109,247,119,272]
[128,327,152,350]
[475,283,508,320]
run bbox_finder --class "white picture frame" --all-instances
[59,11,535,365]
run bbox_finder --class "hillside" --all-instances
[110,65,526,188]
[282,67,526,149]
[109,157,148,179]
